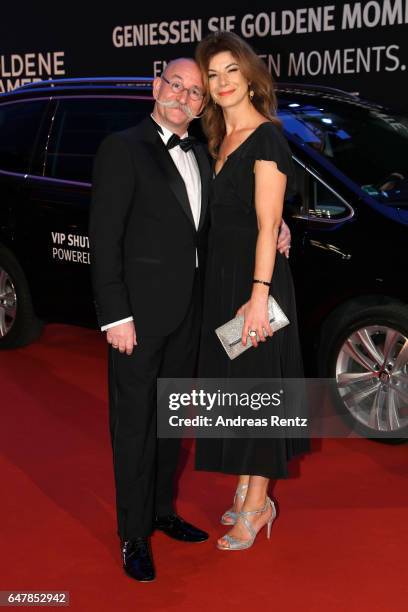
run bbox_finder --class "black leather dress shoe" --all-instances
[121,537,155,582]
[154,513,209,543]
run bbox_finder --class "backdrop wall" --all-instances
[1,1,408,110]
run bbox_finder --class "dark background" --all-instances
[1,1,407,110]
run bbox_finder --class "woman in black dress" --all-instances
[195,32,309,550]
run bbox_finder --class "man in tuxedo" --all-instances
[90,58,291,582]
[90,58,210,582]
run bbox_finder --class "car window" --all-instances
[310,177,351,220]
[0,101,47,173]
[279,101,408,205]
[289,159,352,221]
[45,98,153,183]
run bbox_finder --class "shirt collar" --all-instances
[150,114,188,145]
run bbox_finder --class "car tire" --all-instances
[319,302,408,442]
[0,245,42,349]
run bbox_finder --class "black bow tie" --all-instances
[166,133,196,153]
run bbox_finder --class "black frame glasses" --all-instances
[161,76,204,101]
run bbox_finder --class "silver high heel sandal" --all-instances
[217,497,277,551]
[221,483,248,525]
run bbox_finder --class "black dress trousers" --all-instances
[108,272,201,540]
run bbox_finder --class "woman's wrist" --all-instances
[251,282,269,301]
[253,278,271,287]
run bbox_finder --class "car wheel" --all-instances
[0,246,42,349]
[319,303,408,441]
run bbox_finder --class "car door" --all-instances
[22,96,152,325]
[0,99,52,338]
[0,98,50,253]
[287,161,357,348]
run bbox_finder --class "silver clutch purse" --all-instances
[215,295,289,360]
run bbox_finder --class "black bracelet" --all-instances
[253,278,271,287]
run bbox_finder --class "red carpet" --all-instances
[1,324,407,611]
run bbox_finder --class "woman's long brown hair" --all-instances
[195,31,281,159]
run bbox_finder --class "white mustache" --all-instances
[156,97,201,120]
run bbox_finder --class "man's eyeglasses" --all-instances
[161,75,204,101]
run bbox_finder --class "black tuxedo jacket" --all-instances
[89,117,211,336]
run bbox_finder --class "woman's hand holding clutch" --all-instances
[236,296,274,348]
[215,297,288,359]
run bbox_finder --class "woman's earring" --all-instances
[249,89,254,101]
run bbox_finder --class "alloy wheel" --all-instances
[0,267,17,338]
[336,325,408,434]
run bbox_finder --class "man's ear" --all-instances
[152,76,161,100]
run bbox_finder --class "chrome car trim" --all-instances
[0,169,91,188]
[17,76,154,90]
[0,169,29,180]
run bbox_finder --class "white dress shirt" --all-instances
[102,116,202,331]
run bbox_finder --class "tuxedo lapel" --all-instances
[140,118,196,228]
[192,143,210,232]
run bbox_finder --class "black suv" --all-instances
[1,77,407,439]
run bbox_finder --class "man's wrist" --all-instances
[101,316,133,331]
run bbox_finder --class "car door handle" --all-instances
[309,239,352,260]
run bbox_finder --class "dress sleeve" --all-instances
[235,122,297,203]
